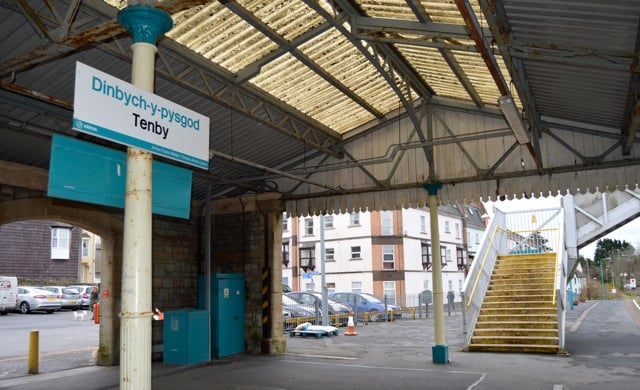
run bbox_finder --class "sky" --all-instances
[580,216,640,260]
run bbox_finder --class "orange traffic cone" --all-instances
[344,311,358,336]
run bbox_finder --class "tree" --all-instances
[594,239,633,286]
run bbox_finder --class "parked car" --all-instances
[41,286,82,311]
[16,286,62,314]
[67,285,96,309]
[330,292,402,322]
[286,291,351,326]
[282,294,316,331]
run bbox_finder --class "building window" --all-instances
[305,282,315,292]
[444,221,450,233]
[300,247,315,271]
[283,215,288,231]
[446,248,452,263]
[282,242,290,267]
[421,242,431,270]
[326,282,336,294]
[82,237,90,258]
[440,247,448,263]
[304,218,314,235]
[381,211,393,235]
[324,215,333,229]
[448,280,453,292]
[382,245,395,270]
[423,280,430,290]
[351,281,362,292]
[51,227,71,260]
[351,246,361,259]
[420,215,426,233]
[455,223,460,238]
[383,281,396,305]
[283,276,290,288]
[458,279,463,291]
[475,233,480,244]
[325,247,335,262]
[457,247,465,271]
[350,212,360,225]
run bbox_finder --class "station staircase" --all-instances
[465,185,640,354]
[468,253,559,353]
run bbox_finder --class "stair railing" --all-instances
[556,217,568,352]
[463,204,568,348]
[463,208,508,341]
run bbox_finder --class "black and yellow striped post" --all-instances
[261,266,271,352]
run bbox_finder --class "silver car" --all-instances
[67,285,96,308]
[16,286,62,314]
[41,286,82,311]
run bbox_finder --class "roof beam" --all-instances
[475,0,543,170]
[404,0,484,107]
[314,0,435,167]
[220,0,384,119]
[621,17,640,155]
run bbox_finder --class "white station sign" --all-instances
[73,62,209,169]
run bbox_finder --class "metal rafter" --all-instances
[404,0,484,107]
[98,37,344,157]
[313,0,435,167]
[621,17,640,155]
[219,0,384,119]
[476,0,543,170]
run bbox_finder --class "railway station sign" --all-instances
[72,62,209,169]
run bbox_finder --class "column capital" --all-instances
[118,5,173,45]
[423,182,443,196]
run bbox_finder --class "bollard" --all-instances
[93,302,100,324]
[28,330,39,374]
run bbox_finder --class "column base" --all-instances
[432,344,449,364]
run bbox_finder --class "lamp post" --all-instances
[600,257,610,300]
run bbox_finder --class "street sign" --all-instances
[73,62,209,169]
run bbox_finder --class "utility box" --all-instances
[163,309,209,365]
[199,273,245,358]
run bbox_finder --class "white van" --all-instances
[0,276,18,315]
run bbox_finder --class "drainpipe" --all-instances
[425,182,448,364]
[117,5,172,390]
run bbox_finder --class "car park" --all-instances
[16,286,62,314]
[282,294,316,331]
[67,285,96,308]
[41,286,82,311]
[330,292,402,322]
[286,291,351,326]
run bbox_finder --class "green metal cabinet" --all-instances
[163,309,209,365]
[199,273,245,358]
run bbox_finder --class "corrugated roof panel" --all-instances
[243,0,326,41]
[357,0,419,20]
[396,45,467,100]
[168,3,278,73]
[250,52,375,133]
[298,28,402,117]
[451,49,504,104]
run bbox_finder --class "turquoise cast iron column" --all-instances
[117,5,172,390]
[424,182,449,364]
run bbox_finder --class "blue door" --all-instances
[215,275,245,357]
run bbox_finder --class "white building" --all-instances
[282,205,486,307]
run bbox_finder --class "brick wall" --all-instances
[0,220,80,281]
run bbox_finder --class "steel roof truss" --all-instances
[220,0,383,119]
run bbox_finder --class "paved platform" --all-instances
[1,299,639,390]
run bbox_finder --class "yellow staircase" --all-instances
[468,253,560,353]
